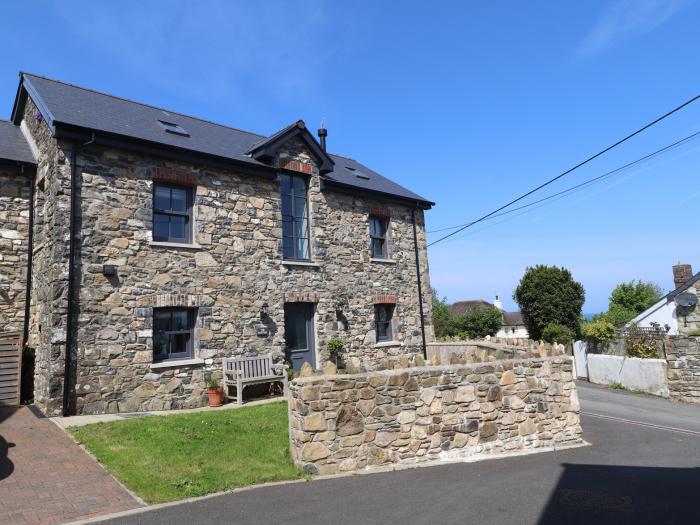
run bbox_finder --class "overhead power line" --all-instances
[428,92,700,247]
[427,129,700,234]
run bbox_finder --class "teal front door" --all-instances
[284,303,315,372]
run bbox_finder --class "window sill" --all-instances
[281,260,320,268]
[370,258,396,264]
[149,241,202,249]
[150,358,205,369]
[374,341,403,348]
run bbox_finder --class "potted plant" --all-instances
[205,373,224,407]
[328,338,345,370]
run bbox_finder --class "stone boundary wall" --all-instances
[666,336,700,404]
[426,340,565,366]
[288,356,582,474]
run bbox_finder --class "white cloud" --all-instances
[577,0,688,57]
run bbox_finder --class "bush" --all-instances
[541,323,575,344]
[452,306,503,339]
[584,320,617,344]
[624,323,663,359]
[514,265,585,340]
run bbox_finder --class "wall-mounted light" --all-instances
[102,264,118,277]
[260,302,269,320]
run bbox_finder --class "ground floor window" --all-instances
[153,308,195,362]
[374,304,394,342]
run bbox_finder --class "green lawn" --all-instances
[70,401,304,503]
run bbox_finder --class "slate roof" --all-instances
[11,73,432,207]
[0,120,35,165]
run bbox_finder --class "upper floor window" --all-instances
[153,308,195,362]
[374,304,394,342]
[369,216,388,259]
[153,183,193,243]
[281,174,310,260]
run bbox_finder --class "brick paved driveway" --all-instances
[0,406,142,525]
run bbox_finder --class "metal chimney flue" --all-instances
[318,118,327,151]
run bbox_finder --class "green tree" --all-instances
[513,265,585,341]
[453,306,503,339]
[597,280,663,326]
[430,288,453,339]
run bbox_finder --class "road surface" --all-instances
[88,382,700,525]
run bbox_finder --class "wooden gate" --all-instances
[0,331,21,406]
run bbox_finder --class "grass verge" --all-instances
[70,401,304,503]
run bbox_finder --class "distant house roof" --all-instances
[10,73,433,208]
[502,311,524,326]
[449,300,493,316]
[0,119,35,167]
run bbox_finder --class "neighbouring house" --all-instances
[627,263,700,336]
[0,72,435,416]
[493,296,528,339]
[448,296,528,340]
[448,299,494,317]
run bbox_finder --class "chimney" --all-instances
[672,263,693,289]
[494,295,503,311]
[318,119,327,151]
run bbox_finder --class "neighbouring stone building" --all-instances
[0,124,34,333]
[0,72,434,416]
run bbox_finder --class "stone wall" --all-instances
[288,357,583,474]
[677,283,700,335]
[0,171,31,332]
[427,340,566,365]
[21,97,74,416]
[666,336,700,404]
[20,95,434,415]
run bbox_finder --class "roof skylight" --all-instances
[158,120,190,137]
[345,166,370,180]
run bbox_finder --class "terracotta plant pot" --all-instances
[207,386,224,407]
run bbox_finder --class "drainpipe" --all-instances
[22,164,35,347]
[411,207,427,360]
[63,134,94,416]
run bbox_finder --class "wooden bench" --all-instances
[222,355,287,406]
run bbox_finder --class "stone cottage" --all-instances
[0,73,434,416]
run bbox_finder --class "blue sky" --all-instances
[2,0,699,313]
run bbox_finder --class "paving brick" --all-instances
[0,406,142,525]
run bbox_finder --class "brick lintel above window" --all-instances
[369,207,391,219]
[279,158,313,175]
[284,292,320,303]
[153,167,197,187]
[372,294,397,305]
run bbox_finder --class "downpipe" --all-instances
[412,207,427,360]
